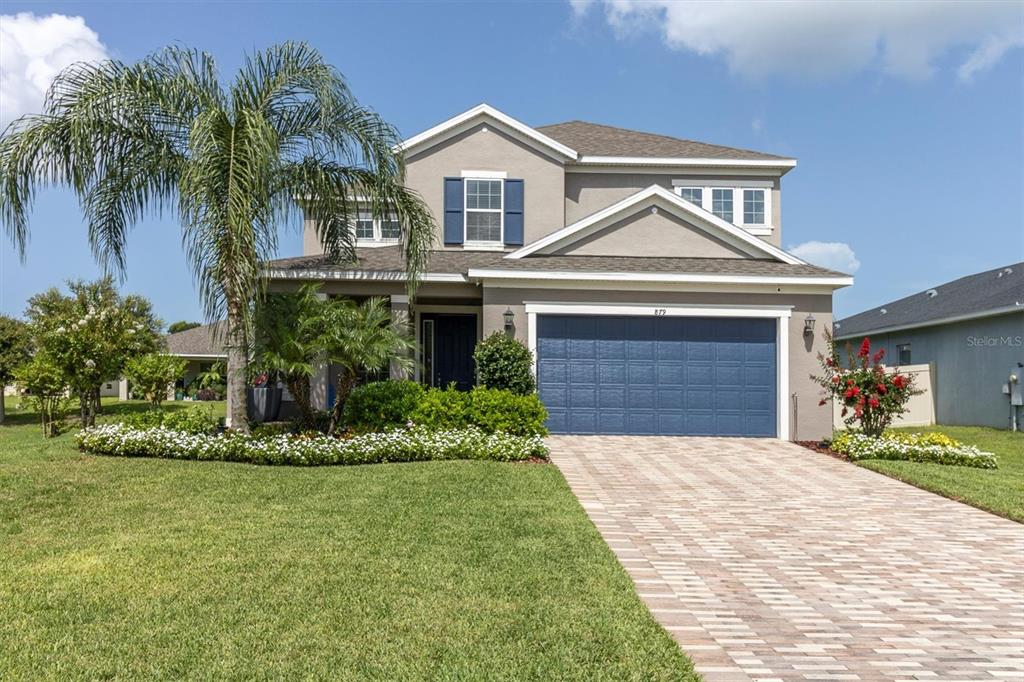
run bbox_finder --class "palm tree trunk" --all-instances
[286,374,312,426]
[226,297,249,433]
[327,371,357,435]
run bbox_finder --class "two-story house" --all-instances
[266,104,852,440]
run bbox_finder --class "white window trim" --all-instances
[464,177,504,246]
[461,169,507,179]
[524,302,791,440]
[353,207,401,246]
[672,182,773,233]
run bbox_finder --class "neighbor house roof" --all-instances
[537,120,789,161]
[165,321,227,358]
[835,262,1024,338]
[266,248,846,282]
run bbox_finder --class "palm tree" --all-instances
[321,296,414,434]
[0,43,434,432]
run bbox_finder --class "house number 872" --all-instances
[653,309,667,316]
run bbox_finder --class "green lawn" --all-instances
[858,425,1024,523]
[0,400,694,680]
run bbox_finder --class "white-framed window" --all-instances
[743,189,765,225]
[353,208,400,243]
[465,178,503,243]
[677,187,703,205]
[672,181,773,232]
[711,188,733,223]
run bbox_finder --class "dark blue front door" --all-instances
[538,315,777,436]
[421,313,477,390]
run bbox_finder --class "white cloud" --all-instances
[571,1,1023,80]
[789,241,860,274]
[0,12,109,128]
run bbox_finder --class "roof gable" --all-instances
[506,185,805,265]
[397,104,577,162]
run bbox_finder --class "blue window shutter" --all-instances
[504,179,524,246]
[443,177,464,245]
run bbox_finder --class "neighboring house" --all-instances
[835,263,1024,429]
[165,321,228,393]
[266,104,853,440]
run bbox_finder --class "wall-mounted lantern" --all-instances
[503,307,515,333]
[803,313,816,336]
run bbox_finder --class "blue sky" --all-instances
[1,1,1022,325]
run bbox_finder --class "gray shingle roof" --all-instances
[165,321,227,357]
[536,120,789,161]
[267,247,842,279]
[835,262,1024,338]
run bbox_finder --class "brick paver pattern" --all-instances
[548,436,1024,682]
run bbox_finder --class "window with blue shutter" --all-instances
[504,179,524,246]
[443,177,464,245]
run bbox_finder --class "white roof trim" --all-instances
[468,268,852,288]
[396,104,577,161]
[266,269,468,283]
[505,184,806,265]
[574,156,797,168]
[835,304,1023,339]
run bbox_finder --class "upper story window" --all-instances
[354,208,400,244]
[711,189,733,223]
[673,181,773,233]
[465,178,503,243]
[743,189,765,225]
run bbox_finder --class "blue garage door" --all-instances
[538,315,777,436]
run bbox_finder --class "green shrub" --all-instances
[77,423,548,466]
[410,384,470,430]
[251,421,294,439]
[469,387,548,437]
[342,380,425,433]
[119,404,218,435]
[473,332,536,395]
[120,409,166,430]
[411,385,547,437]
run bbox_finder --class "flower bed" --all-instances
[76,423,548,466]
[828,431,997,469]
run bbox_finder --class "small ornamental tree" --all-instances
[473,332,536,395]
[125,353,188,406]
[812,332,919,437]
[14,353,72,437]
[0,314,32,424]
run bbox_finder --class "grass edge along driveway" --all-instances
[1,406,696,680]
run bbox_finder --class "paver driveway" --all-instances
[548,436,1024,682]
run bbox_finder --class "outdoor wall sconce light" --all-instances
[803,313,816,336]
[503,307,515,333]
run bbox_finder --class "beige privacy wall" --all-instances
[404,123,566,247]
[564,172,783,248]
[833,363,936,430]
[482,287,835,441]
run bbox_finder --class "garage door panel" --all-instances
[537,315,776,436]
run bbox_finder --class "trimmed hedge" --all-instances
[343,380,425,433]
[473,332,536,395]
[829,431,997,469]
[77,423,548,466]
[410,386,548,437]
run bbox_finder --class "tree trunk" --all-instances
[286,374,312,426]
[225,296,249,433]
[327,371,357,435]
[93,386,102,415]
[0,390,5,425]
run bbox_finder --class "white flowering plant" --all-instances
[829,430,997,469]
[76,423,548,466]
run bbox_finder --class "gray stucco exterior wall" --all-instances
[838,311,1024,429]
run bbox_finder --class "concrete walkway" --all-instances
[548,436,1024,681]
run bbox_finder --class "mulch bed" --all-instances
[794,440,851,462]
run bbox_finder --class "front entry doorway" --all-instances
[420,313,477,390]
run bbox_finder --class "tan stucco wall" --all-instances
[482,286,833,441]
[405,123,566,247]
[564,172,783,248]
[552,206,749,258]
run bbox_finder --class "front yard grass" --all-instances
[0,401,695,680]
[858,425,1024,522]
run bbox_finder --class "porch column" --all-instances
[310,292,330,410]
[390,294,411,380]
[118,378,129,401]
